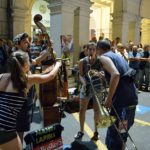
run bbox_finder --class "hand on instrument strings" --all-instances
[96,71,105,80]
[99,71,105,77]
[90,70,105,78]
[46,46,53,54]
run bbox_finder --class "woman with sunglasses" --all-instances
[74,42,102,141]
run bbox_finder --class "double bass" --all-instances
[34,14,68,126]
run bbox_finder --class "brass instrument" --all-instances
[88,69,116,128]
[88,69,137,150]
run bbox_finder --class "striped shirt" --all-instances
[0,91,27,131]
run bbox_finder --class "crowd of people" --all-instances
[0,32,150,150]
[79,36,150,92]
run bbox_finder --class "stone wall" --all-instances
[0,0,8,39]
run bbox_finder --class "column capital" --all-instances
[48,0,62,15]
[48,0,76,15]
[48,0,92,15]
[12,8,30,19]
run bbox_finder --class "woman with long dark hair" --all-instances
[0,51,61,150]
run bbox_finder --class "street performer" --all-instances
[0,51,61,150]
[74,42,102,141]
[13,32,55,144]
[96,40,138,150]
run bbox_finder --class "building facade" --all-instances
[0,0,150,59]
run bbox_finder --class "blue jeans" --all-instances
[139,67,150,89]
[105,106,136,150]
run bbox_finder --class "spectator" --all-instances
[13,33,54,144]
[74,42,102,141]
[138,44,150,91]
[0,38,8,73]
[79,44,88,60]
[128,45,141,87]
[116,43,128,62]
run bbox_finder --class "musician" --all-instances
[13,33,51,66]
[13,33,54,144]
[96,40,138,150]
[0,51,61,150]
[74,42,102,141]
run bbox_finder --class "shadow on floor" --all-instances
[64,140,98,150]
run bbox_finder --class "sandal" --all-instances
[91,131,99,141]
[74,131,84,139]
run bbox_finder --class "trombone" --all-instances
[88,69,116,128]
[88,69,137,150]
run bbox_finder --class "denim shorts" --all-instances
[0,131,17,144]
[79,84,93,100]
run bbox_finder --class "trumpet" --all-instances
[88,69,116,128]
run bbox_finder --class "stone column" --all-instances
[12,8,32,37]
[134,17,141,44]
[48,0,74,57]
[141,19,150,44]
[112,12,129,44]
[112,0,142,44]
[73,5,92,65]
[48,0,92,63]
[122,13,129,44]
[0,0,8,39]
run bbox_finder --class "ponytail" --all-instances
[8,52,28,96]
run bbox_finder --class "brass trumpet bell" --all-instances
[88,69,116,128]
[96,115,116,128]
[96,99,116,128]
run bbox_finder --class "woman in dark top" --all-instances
[0,51,61,150]
[75,42,102,141]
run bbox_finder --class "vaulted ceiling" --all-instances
[12,0,150,19]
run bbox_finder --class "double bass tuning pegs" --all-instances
[34,14,42,22]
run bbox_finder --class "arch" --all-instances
[32,0,50,27]
[12,0,35,9]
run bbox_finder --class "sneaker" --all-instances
[74,131,84,140]
[91,132,99,141]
